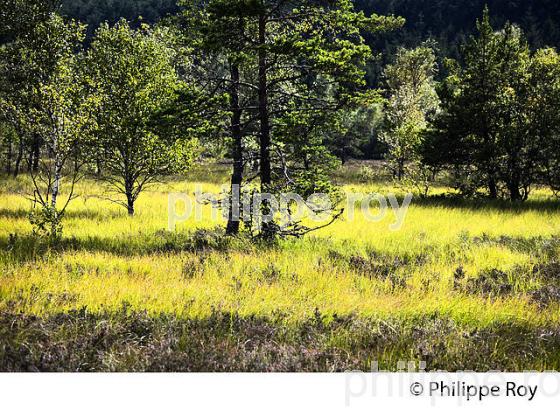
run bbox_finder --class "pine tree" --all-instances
[183,0,403,237]
[425,8,553,201]
[425,8,504,198]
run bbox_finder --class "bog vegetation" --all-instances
[1,0,560,371]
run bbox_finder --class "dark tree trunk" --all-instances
[509,186,522,201]
[507,148,524,201]
[26,134,40,173]
[488,174,498,199]
[508,175,522,201]
[226,62,244,236]
[397,158,405,181]
[257,14,273,237]
[303,156,310,171]
[13,137,24,178]
[124,175,135,216]
[126,193,135,216]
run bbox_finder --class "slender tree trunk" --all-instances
[303,156,310,171]
[26,134,40,172]
[487,174,498,199]
[27,146,33,172]
[51,156,61,209]
[32,134,40,172]
[257,14,273,237]
[430,168,437,182]
[397,158,405,181]
[507,146,523,201]
[226,62,243,236]
[48,158,63,238]
[13,137,24,178]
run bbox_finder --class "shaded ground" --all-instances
[2,309,560,372]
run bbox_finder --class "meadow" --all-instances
[1,162,560,371]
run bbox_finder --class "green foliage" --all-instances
[529,48,560,196]
[381,44,439,186]
[28,205,63,240]
[86,20,198,215]
[425,9,560,201]
[0,0,59,41]
[184,0,402,237]
[1,9,97,237]
[326,104,383,164]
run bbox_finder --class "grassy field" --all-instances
[1,162,560,371]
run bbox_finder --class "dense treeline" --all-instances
[57,0,560,87]
[61,0,179,35]
[358,0,560,51]
[60,1,560,53]
[2,1,560,242]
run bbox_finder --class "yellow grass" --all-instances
[1,163,559,329]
